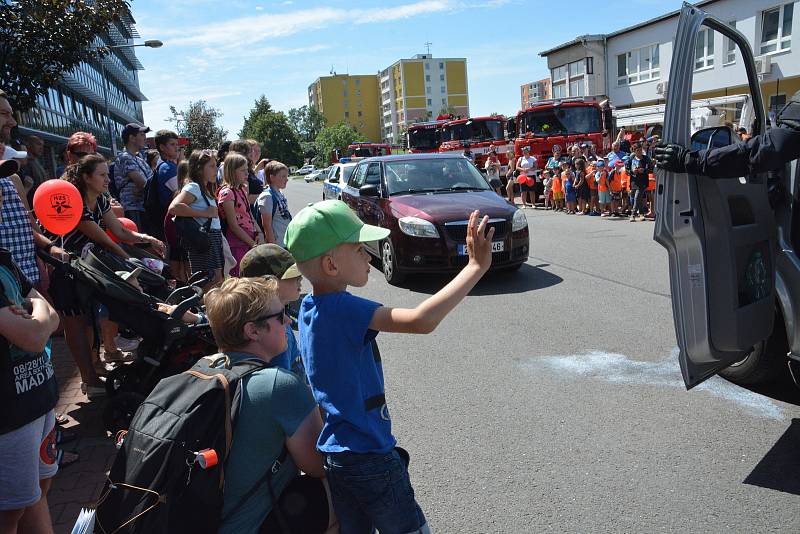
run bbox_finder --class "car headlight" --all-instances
[512,209,528,232]
[398,216,439,238]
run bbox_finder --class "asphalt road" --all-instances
[286,179,800,533]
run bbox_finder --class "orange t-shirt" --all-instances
[585,169,597,190]
[609,169,623,192]
[596,171,608,192]
[618,168,630,191]
[551,175,563,193]
[647,172,656,191]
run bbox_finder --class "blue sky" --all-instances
[133,0,685,139]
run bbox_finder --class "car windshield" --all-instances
[408,127,440,150]
[521,106,601,136]
[385,158,491,195]
[342,165,356,182]
[442,120,504,143]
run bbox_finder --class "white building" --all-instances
[539,0,799,124]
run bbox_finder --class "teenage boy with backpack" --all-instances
[143,130,180,241]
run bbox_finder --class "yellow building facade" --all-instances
[308,74,381,142]
[379,54,469,144]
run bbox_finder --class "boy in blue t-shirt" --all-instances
[285,200,494,533]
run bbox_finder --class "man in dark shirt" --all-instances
[626,144,652,222]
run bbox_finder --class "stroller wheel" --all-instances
[103,392,146,435]
[105,360,150,397]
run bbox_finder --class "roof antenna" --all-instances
[425,41,432,55]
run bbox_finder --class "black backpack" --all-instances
[95,354,280,534]
[141,162,168,238]
[252,188,279,233]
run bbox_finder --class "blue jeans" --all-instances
[324,449,428,534]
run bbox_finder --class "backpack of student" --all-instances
[94,354,272,534]
[141,162,168,238]
[107,161,120,200]
[252,188,278,233]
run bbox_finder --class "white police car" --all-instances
[322,161,359,200]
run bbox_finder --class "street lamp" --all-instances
[93,39,163,154]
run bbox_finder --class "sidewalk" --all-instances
[47,336,116,534]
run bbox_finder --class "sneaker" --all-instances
[80,382,107,401]
[637,215,646,222]
[629,216,636,222]
[114,336,140,352]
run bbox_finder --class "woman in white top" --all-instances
[168,150,223,290]
[516,146,538,208]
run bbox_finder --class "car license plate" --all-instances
[458,241,504,255]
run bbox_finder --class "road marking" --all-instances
[522,348,784,420]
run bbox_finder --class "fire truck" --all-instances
[331,142,391,163]
[438,116,514,172]
[513,97,613,163]
[407,120,448,153]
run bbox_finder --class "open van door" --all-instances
[654,3,776,389]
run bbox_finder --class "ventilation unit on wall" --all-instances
[656,80,669,95]
[754,55,772,76]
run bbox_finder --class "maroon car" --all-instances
[340,154,530,284]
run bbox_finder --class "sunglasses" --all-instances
[70,150,92,158]
[252,308,287,325]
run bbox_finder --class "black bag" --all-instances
[175,189,212,251]
[141,162,168,239]
[95,354,273,534]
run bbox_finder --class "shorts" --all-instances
[553,191,564,201]
[0,410,58,511]
[566,192,577,203]
[521,182,536,192]
[577,183,591,201]
[589,189,598,198]
[49,265,84,316]
[598,191,612,204]
[489,178,503,190]
[610,191,623,201]
[186,229,225,276]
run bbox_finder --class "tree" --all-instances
[168,100,228,153]
[287,105,327,142]
[0,0,129,113]
[314,122,365,167]
[240,95,303,167]
[438,104,459,118]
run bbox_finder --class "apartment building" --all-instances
[15,10,148,171]
[520,78,552,109]
[308,74,382,141]
[379,54,469,144]
[539,0,799,123]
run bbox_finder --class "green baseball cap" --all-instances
[285,200,390,262]
[240,244,301,279]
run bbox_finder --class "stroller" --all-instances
[39,248,217,433]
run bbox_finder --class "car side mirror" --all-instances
[360,184,380,197]
[690,126,733,152]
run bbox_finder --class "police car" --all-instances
[322,160,359,200]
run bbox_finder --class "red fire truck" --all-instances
[512,97,613,162]
[438,116,514,172]
[407,120,448,153]
[331,142,391,163]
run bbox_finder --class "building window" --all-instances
[442,98,447,105]
[568,59,585,77]
[425,63,430,70]
[586,57,594,74]
[358,111,363,117]
[440,86,446,93]
[551,64,567,82]
[695,28,715,70]
[427,98,432,106]
[426,74,430,81]
[724,21,737,64]
[355,79,361,86]
[760,3,793,54]
[343,90,348,97]
[552,82,566,99]
[345,111,349,118]
[569,79,585,97]
[439,62,444,69]
[426,86,431,94]
[617,44,660,86]
[439,74,445,81]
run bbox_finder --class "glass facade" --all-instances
[15,12,147,161]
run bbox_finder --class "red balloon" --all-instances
[516,174,528,184]
[32,180,83,236]
[106,217,138,244]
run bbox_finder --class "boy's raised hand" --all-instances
[466,210,495,272]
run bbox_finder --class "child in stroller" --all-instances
[39,248,218,433]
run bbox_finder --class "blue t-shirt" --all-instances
[218,351,316,534]
[298,291,395,454]
[606,150,627,167]
[271,324,300,373]
[156,160,178,207]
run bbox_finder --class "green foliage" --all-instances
[313,122,365,167]
[0,0,130,113]
[240,95,303,167]
[438,104,459,117]
[287,105,327,142]
[168,100,228,154]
